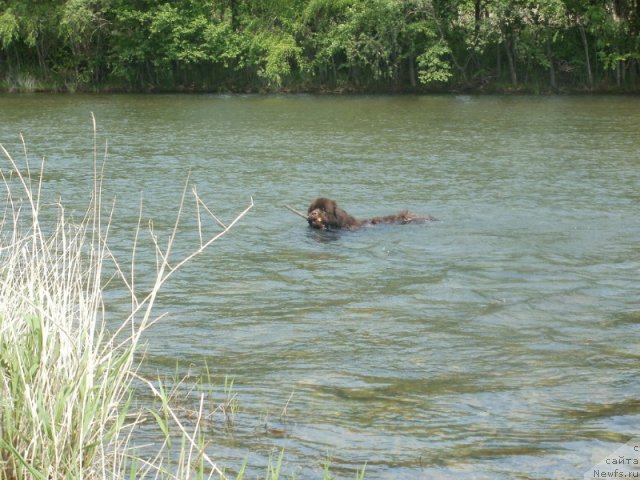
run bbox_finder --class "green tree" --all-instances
[0,0,638,92]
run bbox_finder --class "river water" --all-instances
[1,94,639,479]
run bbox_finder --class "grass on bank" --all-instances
[0,115,254,479]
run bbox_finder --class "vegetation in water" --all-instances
[0,0,639,93]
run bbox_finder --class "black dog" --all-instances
[307,197,434,230]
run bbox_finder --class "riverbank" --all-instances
[0,81,640,95]
[2,74,639,95]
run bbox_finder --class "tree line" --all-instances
[0,0,639,93]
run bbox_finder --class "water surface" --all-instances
[1,94,639,479]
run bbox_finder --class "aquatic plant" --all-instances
[0,115,253,479]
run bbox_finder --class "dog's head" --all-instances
[307,198,358,230]
[307,198,337,229]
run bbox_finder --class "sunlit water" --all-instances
[1,94,639,479]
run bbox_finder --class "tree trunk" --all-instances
[546,41,557,90]
[578,21,593,88]
[409,57,417,87]
[616,59,622,86]
[331,58,337,84]
[474,0,482,37]
[36,41,48,79]
[504,39,517,86]
[229,0,239,30]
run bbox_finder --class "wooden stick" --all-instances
[284,204,307,219]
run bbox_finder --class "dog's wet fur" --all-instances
[307,197,434,230]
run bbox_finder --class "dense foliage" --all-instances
[1,0,639,92]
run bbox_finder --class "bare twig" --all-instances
[280,390,294,421]
[194,187,227,229]
[284,204,307,219]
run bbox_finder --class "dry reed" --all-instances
[0,115,252,479]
